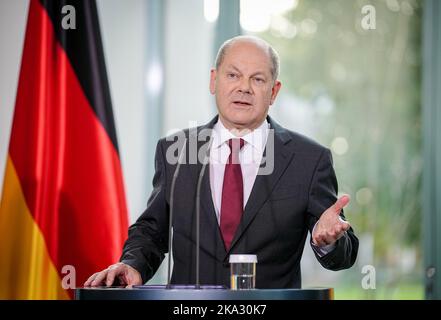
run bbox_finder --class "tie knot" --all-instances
[228,138,245,153]
[227,138,244,164]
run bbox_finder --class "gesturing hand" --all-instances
[312,195,351,247]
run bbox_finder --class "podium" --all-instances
[75,285,333,300]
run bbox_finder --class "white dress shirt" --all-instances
[209,118,269,224]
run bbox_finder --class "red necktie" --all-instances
[220,138,245,250]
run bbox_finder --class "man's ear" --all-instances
[209,69,217,95]
[270,80,282,105]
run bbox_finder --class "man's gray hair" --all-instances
[214,35,280,82]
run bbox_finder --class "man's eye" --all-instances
[227,73,238,79]
[254,77,265,83]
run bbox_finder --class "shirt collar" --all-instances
[212,118,269,153]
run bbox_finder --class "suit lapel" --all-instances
[227,117,295,254]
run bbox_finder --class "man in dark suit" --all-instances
[85,35,358,289]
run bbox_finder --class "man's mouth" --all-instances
[232,100,252,106]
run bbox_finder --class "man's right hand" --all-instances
[84,262,143,288]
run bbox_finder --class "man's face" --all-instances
[210,41,282,131]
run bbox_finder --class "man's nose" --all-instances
[237,78,252,94]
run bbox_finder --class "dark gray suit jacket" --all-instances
[120,115,358,288]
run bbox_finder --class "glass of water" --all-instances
[229,254,257,290]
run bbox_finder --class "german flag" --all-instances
[0,0,128,299]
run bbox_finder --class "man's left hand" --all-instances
[312,195,351,247]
